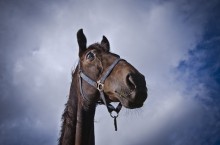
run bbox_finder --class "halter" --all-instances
[78,57,122,131]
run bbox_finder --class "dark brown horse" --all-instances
[58,29,148,145]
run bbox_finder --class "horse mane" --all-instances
[58,68,78,145]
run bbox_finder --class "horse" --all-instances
[58,29,148,145]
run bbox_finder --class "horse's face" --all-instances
[77,29,147,109]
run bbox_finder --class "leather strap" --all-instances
[78,57,122,131]
[99,58,121,83]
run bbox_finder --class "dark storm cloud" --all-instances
[0,0,65,144]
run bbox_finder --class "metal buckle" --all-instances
[97,80,104,91]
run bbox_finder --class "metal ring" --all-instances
[110,111,119,118]
[97,80,104,91]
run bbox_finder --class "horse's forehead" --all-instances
[82,43,117,59]
[88,43,102,50]
[86,44,110,55]
[83,44,100,53]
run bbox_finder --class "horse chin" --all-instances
[119,98,144,109]
[114,94,145,109]
[113,87,147,109]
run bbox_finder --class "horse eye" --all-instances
[86,52,95,61]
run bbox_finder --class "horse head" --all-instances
[77,29,147,109]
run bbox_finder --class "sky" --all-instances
[0,0,220,145]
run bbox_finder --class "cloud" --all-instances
[0,0,219,145]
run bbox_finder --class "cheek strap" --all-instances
[78,57,122,131]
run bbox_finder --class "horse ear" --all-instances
[77,29,87,57]
[101,35,110,51]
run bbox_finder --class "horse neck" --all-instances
[59,68,96,145]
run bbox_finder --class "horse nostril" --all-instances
[126,74,136,90]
